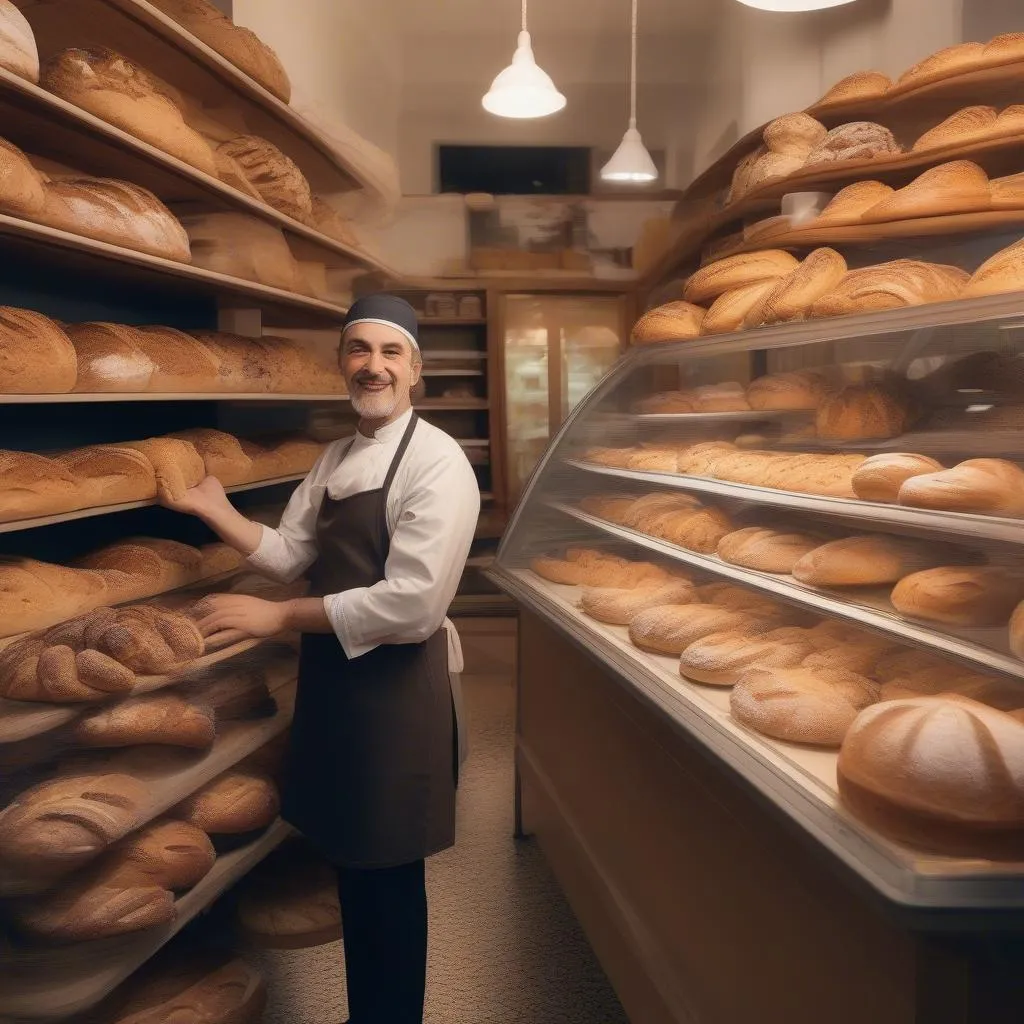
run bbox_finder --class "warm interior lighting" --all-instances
[734,0,858,11]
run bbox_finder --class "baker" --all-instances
[161,294,480,1024]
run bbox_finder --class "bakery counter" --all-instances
[496,567,1024,1024]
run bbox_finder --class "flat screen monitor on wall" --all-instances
[437,145,591,195]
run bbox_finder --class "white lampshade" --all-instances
[601,126,658,182]
[735,0,857,9]
[482,30,566,119]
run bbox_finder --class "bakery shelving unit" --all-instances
[0,2,394,1020]
[490,247,1024,1019]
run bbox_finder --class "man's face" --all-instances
[340,322,422,422]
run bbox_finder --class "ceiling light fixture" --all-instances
[601,0,658,184]
[482,0,566,120]
[734,0,858,11]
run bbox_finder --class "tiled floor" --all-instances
[251,671,629,1023]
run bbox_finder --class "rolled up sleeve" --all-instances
[324,451,480,659]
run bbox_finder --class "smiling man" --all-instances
[160,294,480,1024]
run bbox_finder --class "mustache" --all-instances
[353,372,394,386]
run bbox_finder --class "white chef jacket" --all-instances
[248,408,480,662]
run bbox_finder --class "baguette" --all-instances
[717,526,821,573]
[850,453,944,502]
[71,694,216,748]
[815,71,891,107]
[891,566,1024,626]
[679,628,816,687]
[813,180,895,226]
[792,534,969,587]
[683,251,799,305]
[579,579,697,625]
[701,280,775,335]
[757,248,848,325]
[173,770,279,833]
[897,41,987,89]
[859,161,992,223]
[897,458,1024,516]
[963,237,1024,299]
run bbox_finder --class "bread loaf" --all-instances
[579,579,697,625]
[851,453,944,502]
[42,49,216,176]
[56,444,157,505]
[685,251,799,305]
[631,301,706,344]
[745,151,806,191]
[701,280,776,335]
[897,42,986,89]
[815,71,891,107]
[72,694,216,748]
[804,122,901,166]
[118,438,205,503]
[617,492,702,529]
[0,0,37,82]
[0,772,147,879]
[802,636,895,675]
[217,135,312,220]
[731,665,878,747]
[182,212,304,292]
[792,534,968,587]
[649,506,735,554]
[717,526,821,573]
[578,493,641,522]
[810,261,969,318]
[680,628,816,687]
[146,0,291,101]
[813,181,896,226]
[913,105,999,152]
[181,666,274,721]
[891,566,1024,626]
[898,458,1024,516]
[0,558,112,638]
[188,330,273,393]
[988,171,1024,210]
[135,325,223,393]
[727,148,763,203]
[757,248,848,325]
[0,138,46,217]
[67,322,152,393]
[75,537,200,600]
[860,161,992,222]
[816,384,911,440]
[167,427,254,485]
[237,856,340,949]
[879,667,1023,711]
[37,177,191,262]
[0,306,77,393]
[676,441,738,476]
[837,696,1024,855]
[0,449,85,521]
[963,238,1024,299]
[583,446,636,468]
[762,113,827,157]
[628,603,773,656]
[746,370,827,410]
[174,770,279,833]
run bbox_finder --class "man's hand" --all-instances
[194,595,290,648]
[159,475,230,519]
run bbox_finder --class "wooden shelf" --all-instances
[421,369,484,378]
[0,214,350,326]
[0,67,390,275]
[415,399,490,411]
[0,391,348,404]
[555,502,1024,683]
[0,473,307,537]
[419,318,488,327]
[0,818,293,1020]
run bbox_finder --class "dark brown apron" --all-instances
[283,413,456,868]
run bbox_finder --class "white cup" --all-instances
[781,191,833,226]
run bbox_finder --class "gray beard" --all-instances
[351,387,400,420]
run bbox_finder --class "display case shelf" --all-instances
[0,392,348,404]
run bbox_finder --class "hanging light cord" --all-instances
[629,0,638,129]
[522,0,528,31]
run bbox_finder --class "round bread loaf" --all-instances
[897,458,1024,516]
[174,770,279,834]
[804,122,901,166]
[702,280,775,335]
[630,302,706,344]
[579,579,696,626]
[851,453,944,502]
[763,113,827,157]
[0,306,78,394]
[815,71,891,108]
[890,566,1024,626]
[679,628,816,687]
[717,527,821,573]
[791,534,969,587]
[731,665,878,746]
[628,604,769,656]
[683,251,799,305]
[746,370,827,411]
[837,696,1024,855]
[217,136,313,220]
[816,384,911,440]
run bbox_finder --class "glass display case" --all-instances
[491,294,1024,908]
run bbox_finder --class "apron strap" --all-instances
[378,411,419,554]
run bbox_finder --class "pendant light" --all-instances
[734,0,857,10]
[600,0,658,184]
[482,0,566,119]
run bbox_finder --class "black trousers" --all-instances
[336,859,428,1024]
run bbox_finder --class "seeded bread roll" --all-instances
[628,604,776,656]
[963,237,1024,299]
[71,694,216,749]
[746,370,827,411]
[837,695,1024,855]
[701,280,776,335]
[679,628,817,687]
[815,71,891,108]
[816,384,911,440]
[898,458,1024,516]
[717,527,821,573]
[579,579,697,625]
[683,251,800,305]
[763,113,827,157]
[813,180,896,226]
[173,770,279,833]
[0,306,77,393]
[851,453,944,502]
[891,566,1024,626]
[804,122,901,166]
[630,301,706,344]
[757,249,848,326]
[792,535,970,587]
[731,665,878,747]
[861,161,992,223]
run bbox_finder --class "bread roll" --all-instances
[762,113,827,157]
[530,549,627,587]
[804,122,901,166]
[813,180,895,226]
[0,449,85,521]
[837,696,1024,855]
[696,582,790,618]
[701,280,775,335]
[42,49,216,176]
[625,447,679,472]
[898,458,1024,516]
[757,248,849,326]
[913,105,999,152]
[897,42,986,88]
[628,604,774,656]
[72,694,216,748]
[717,527,821,573]
[618,492,701,529]
[963,237,1024,299]
[579,579,697,625]
[680,628,817,687]
[811,261,969,318]
[0,306,77,393]
[851,453,944,502]
[634,390,699,414]
[217,136,313,220]
[0,0,37,82]
[0,138,46,217]
[891,566,1024,626]
[676,441,737,476]
[746,370,826,410]
[683,251,799,305]
[650,506,735,554]
[174,770,279,833]
[860,161,992,223]
[816,71,891,107]
[579,493,641,522]
[815,384,911,440]
[146,0,291,101]
[731,666,878,747]
[630,301,706,344]
[792,535,968,587]
[801,636,895,675]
